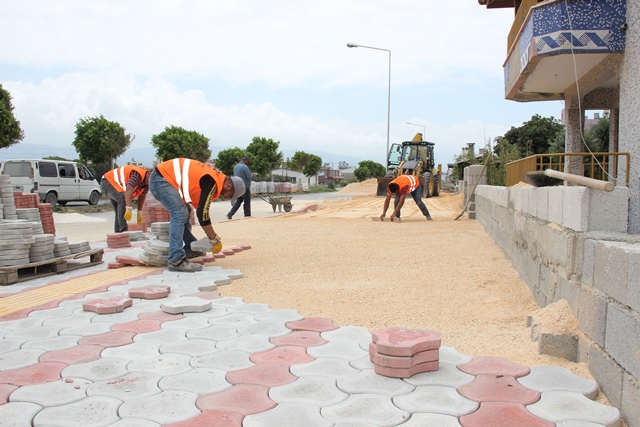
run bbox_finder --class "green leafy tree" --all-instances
[215,147,247,176]
[302,154,322,184]
[354,160,386,181]
[151,125,211,162]
[289,151,323,184]
[547,132,566,154]
[245,136,283,177]
[73,115,132,166]
[501,114,564,157]
[584,116,609,152]
[0,84,25,149]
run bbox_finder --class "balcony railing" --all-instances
[505,152,630,187]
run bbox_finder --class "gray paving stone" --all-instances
[90,307,149,323]
[62,357,131,381]
[161,297,212,314]
[393,385,478,417]
[0,338,25,354]
[187,324,239,341]
[10,378,92,406]
[5,324,61,340]
[160,338,219,356]
[191,348,253,370]
[110,420,161,427]
[350,354,375,370]
[87,372,162,400]
[255,309,304,323]
[338,368,415,396]
[127,353,193,376]
[290,357,360,379]
[270,376,349,406]
[403,361,474,388]
[84,290,129,300]
[210,296,246,307]
[42,312,95,327]
[134,328,188,344]
[0,401,42,427]
[159,315,211,330]
[243,402,332,427]
[557,422,607,427]
[33,396,122,427]
[59,321,112,337]
[208,312,258,327]
[307,341,369,360]
[215,334,275,353]
[28,305,77,318]
[158,367,231,394]
[322,394,409,426]
[0,326,9,339]
[439,346,472,364]
[322,326,371,342]
[228,302,271,314]
[527,391,621,426]
[0,348,46,370]
[102,342,162,361]
[118,390,200,425]
[518,366,599,399]
[396,413,462,426]
[238,320,292,337]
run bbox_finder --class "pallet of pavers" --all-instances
[0,246,104,286]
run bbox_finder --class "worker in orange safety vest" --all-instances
[101,165,150,233]
[380,174,433,222]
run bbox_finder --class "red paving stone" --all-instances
[197,384,276,415]
[250,345,315,366]
[371,327,441,357]
[239,244,251,250]
[138,310,185,322]
[458,356,531,378]
[369,342,439,368]
[108,261,126,269]
[39,344,104,365]
[286,317,339,333]
[115,255,145,266]
[221,249,235,256]
[0,383,18,404]
[111,318,163,334]
[226,363,297,387]
[164,411,243,427]
[212,253,226,259]
[79,330,136,347]
[460,402,554,427]
[270,331,327,348]
[0,361,66,386]
[457,374,541,405]
[128,286,171,299]
[373,360,439,378]
[83,297,133,314]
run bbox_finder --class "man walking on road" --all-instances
[101,165,150,233]
[150,158,245,272]
[227,155,253,219]
[380,174,433,222]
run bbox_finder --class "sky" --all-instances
[0,0,565,169]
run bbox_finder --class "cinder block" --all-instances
[538,333,578,362]
[538,264,558,303]
[558,277,580,315]
[563,187,590,232]
[594,241,632,305]
[627,249,640,313]
[582,238,596,286]
[588,187,629,232]
[578,286,608,347]
[533,187,549,221]
[621,372,640,427]
[587,341,624,408]
[605,303,640,380]
[548,186,564,225]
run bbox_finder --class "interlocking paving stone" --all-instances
[59,321,113,337]
[460,402,554,427]
[9,377,92,406]
[87,372,162,400]
[243,402,333,427]
[321,394,409,425]
[197,384,276,414]
[161,297,212,314]
[369,343,439,368]
[290,357,360,379]
[33,395,122,426]
[307,340,369,360]
[517,366,599,400]
[111,318,163,333]
[40,343,104,364]
[457,374,541,405]
[139,310,184,322]
[394,385,479,417]
[215,334,275,353]
[227,302,271,314]
[0,348,45,370]
[163,411,243,427]
[4,324,61,341]
[192,349,254,371]
[101,341,162,360]
[238,320,292,337]
[0,361,66,386]
[250,345,315,365]
[337,368,415,396]
[187,324,239,341]
[226,362,297,387]
[62,357,130,382]
[556,422,607,427]
[119,390,200,425]
[527,391,621,426]
[127,353,193,376]
[0,383,18,403]
[371,327,441,357]
[112,419,161,427]
[458,356,530,378]
[209,312,258,327]
[270,330,327,348]
[128,286,171,299]
[286,317,339,332]
[158,316,210,330]
[269,376,349,406]
[0,402,42,427]
[83,296,133,315]
[255,309,303,323]
[79,330,136,347]
[322,325,372,342]
[133,328,189,344]
[404,361,475,388]
[158,368,231,394]
[373,360,439,378]
[160,338,219,356]
[396,413,462,426]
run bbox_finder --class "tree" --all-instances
[289,151,323,184]
[501,114,564,157]
[73,115,132,167]
[245,136,283,177]
[215,147,247,176]
[151,125,211,162]
[0,84,25,149]
[584,116,610,153]
[354,160,386,181]
[301,154,322,184]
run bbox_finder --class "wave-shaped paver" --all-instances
[87,372,162,400]
[10,377,92,406]
[34,395,122,426]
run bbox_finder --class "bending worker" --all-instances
[227,155,253,219]
[380,174,433,222]
[101,165,150,233]
[149,158,245,273]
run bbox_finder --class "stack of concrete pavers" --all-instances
[53,238,71,257]
[37,203,55,235]
[0,177,17,219]
[68,240,91,254]
[149,222,170,241]
[370,327,441,378]
[106,233,131,249]
[0,221,34,266]
[124,230,147,242]
[13,192,39,208]
[29,234,55,262]
[138,238,169,266]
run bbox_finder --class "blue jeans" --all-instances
[394,184,431,218]
[101,179,127,233]
[227,186,252,218]
[149,171,197,264]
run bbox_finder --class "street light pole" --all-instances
[406,121,425,140]
[347,43,391,164]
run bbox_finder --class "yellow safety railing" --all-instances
[505,152,630,187]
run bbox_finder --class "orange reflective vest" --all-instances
[388,175,420,196]
[156,158,226,207]
[103,165,149,198]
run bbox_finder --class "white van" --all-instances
[0,159,102,206]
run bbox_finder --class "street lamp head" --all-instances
[347,43,359,48]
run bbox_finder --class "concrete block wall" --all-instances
[474,184,640,427]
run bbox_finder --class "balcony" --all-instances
[501,0,626,102]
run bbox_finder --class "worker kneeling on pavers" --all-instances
[379,175,433,222]
[150,158,245,272]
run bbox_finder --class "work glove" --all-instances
[210,235,223,254]
[137,212,143,224]
[124,206,133,221]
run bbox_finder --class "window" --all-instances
[39,162,57,177]
[3,162,33,177]
[59,164,76,178]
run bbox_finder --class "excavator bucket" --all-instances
[376,177,392,197]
